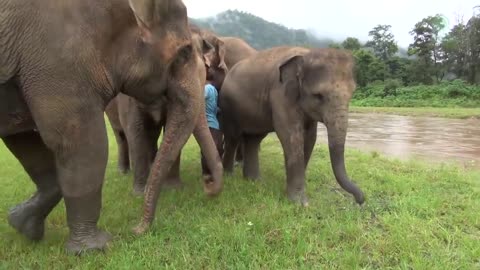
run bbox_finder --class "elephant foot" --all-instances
[243,171,260,181]
[132,221,150,236]
[223,161,234,174]
[163,177,184,190]
[286,189,309,207]
[118,165,130,175]
[66,229,112,255]
[132,184,146,197]
[234,161,243,167]
[202,174,223,197]
[8,204,45,241]
[244,175,260,181]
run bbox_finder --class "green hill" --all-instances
[190,10,335,50]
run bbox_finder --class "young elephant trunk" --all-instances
[193,113,223,195]
[326,110,365,204]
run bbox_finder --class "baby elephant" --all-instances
[219,46,365,206]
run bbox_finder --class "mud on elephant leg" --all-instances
[242,134,267,180]
[3,131,62,242]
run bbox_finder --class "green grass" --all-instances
[1,123,480,269]
[349,106,480,119]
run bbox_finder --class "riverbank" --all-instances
[1,128,479,268]
[350,106,480,119]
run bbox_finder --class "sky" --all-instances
[183,0,480,48]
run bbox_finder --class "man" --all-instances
[201,78,224,175]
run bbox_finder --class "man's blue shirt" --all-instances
[204,83,219,130]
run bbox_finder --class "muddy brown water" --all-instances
[316,113,480,169]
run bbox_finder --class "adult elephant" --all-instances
[105,30,221,194]
[219,46,365,206]
[106,25,257,193]
[0,0,222,254]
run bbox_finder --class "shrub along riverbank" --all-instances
[350,80,480,119]
[352,80,480,108]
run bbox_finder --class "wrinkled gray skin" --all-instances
[105,29,222,194]
[0,0,223,254]
[219,46,365,206]
[106,25,257,193]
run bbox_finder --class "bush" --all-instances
[352,80,480,108]
[383,79,403,97]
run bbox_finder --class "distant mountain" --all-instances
[190,10,335,50]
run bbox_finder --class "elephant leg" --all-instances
[105,100,130,174]
[200,127,223,175]
[274,120,308,206]
[112,129,130,174]
[164,152,183,189]
[126,111,160,196]
[3,131,62,242]
[222,133,239,174]
[234,140,244,166]
[242,134,267,180]
[33,107,111,254]
[304,122,317,169]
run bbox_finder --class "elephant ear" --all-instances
[129,0,163,43]
[215,39,228,73]
[279,55,304,101]
[202,39,215,54]
[201,39,215,67]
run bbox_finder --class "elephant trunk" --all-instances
[133,84,201,235]
[193,113,223,196]
[326,109,365,204]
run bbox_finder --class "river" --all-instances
[316,113,480,168]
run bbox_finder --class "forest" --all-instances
[192,9,480,108]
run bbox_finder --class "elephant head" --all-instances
[203,37,228,90]
[278,48,364,204]
[118,1,223,234]
[122,0,192,104]
[189,24,228,90]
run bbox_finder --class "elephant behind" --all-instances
[106,25,258,194]
[0,0,222,254]
[219,46,365,206]
[189,26,259,163]
[105,27,226,194]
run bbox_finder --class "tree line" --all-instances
[330,12,480,87]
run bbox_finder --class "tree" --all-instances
[466,11,480,84]
[342,37,362,51]
[385,56,409,83]
[352,49,385,86]
[408,14,447,83]
[441,23,469,80]
[365,24,399,61]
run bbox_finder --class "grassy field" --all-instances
[1,123,479,269]
[349,106,480,119]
